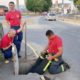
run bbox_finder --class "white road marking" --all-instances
[22,40,39,58]
[22,41,47,80]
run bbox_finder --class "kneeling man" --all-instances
[0,29,16,64]
[28,30,69,75]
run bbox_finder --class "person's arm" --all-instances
[16,11,26,33]
[3,44,12,51]
[5,13,10,27]
[48,47,63,61]
[17,20,26,33]
[52,47,63,59]
[5,20,10,26]
[48,38,63,60]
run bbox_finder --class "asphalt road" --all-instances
[0,16,80,80]
[27,16,80,80]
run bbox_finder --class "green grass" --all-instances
[0,51,3,61]
[0,23,3,38]
[0,23,4,61]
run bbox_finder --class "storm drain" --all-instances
[19,59,36,74]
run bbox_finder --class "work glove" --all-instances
[40,51,48,59]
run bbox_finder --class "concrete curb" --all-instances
[58,18,80,26]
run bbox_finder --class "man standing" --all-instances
[6,2,22,58]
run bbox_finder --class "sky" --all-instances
[0,0,73,7]
[0,0,25,6]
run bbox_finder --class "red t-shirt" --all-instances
[0,34,13,49]
[48,35,63,54]
[0,40,1,48]
[6,10,21,26]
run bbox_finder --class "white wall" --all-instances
[52,0,72,4]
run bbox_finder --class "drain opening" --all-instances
[18,60,36,75]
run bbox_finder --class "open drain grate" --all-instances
[18,59,36,75]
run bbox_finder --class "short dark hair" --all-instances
[46,30,54,36]
[9,1,15,5]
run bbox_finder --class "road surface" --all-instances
[27,16,80,80]
[0,16,80,80]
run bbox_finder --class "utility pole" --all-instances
[16,0,19,10]
[24,0,27,60]
[62,0,64,14]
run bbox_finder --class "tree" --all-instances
[25,0,52,12]
[43,0,52,11]
[74,0,80,10]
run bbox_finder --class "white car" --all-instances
[46,13,56,21]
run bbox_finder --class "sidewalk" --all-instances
[0,44,41,80]
[58,17,80,26]
[0,20,42,80]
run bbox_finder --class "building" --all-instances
[51,0,76,14]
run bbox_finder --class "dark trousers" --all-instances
[48,59,63,74]
[11,26,23,56]
[28,56,63,75]
[1,47,12,60]
[28,58,49,75]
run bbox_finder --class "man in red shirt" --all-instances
[28,30,69,75]
[6,2,22,58]
[0,29,16,64]
[43,30,63,60]
[43,30,64,74]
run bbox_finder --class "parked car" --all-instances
[45,13,56,21]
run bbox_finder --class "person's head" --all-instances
[9,2,15,10]
[46,30,54,40]
[8,29,16,38]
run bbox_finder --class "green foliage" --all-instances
[43,0,52,11]
[0,53,3,61]
[74,0,80,10]
[0,23,3,38]
[25,0,52,12]
[0,23,3,61]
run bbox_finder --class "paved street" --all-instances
[0,16,80,80]
[27,16,80,80]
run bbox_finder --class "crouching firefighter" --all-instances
[27,30,70,75]
[0,29,16,64]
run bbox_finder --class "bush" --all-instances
[25,0,52,12]
[0,23,3,61]
[74,0,80,10]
